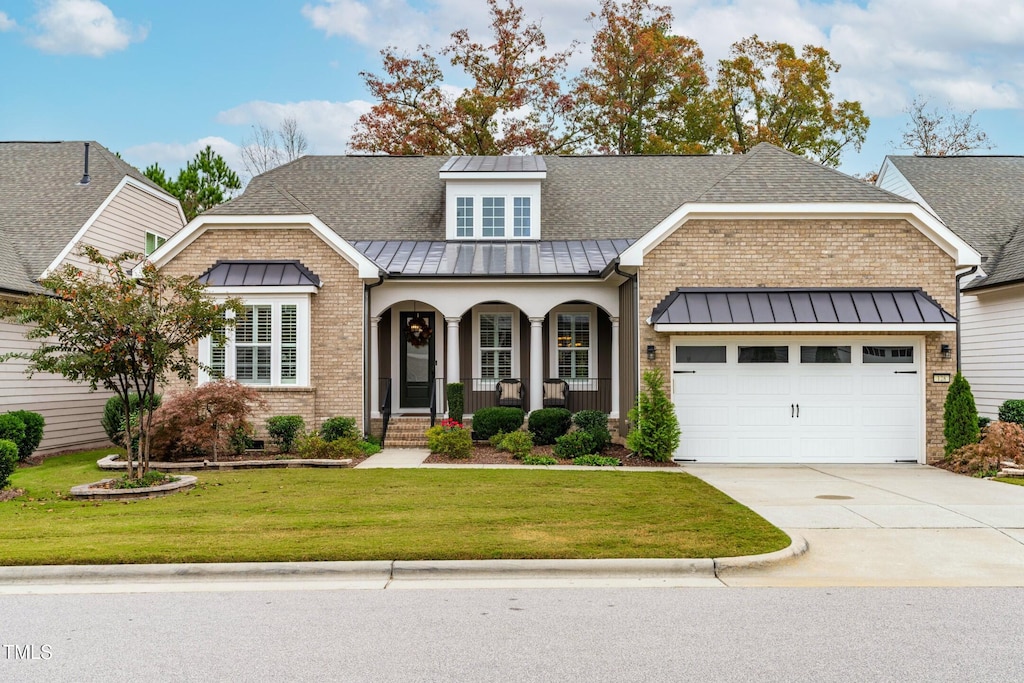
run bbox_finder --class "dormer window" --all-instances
[441,156,545,240]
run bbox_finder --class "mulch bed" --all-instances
[424,443,678,467]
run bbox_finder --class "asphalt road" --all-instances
[2,586,1021,682]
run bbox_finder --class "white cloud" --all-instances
[121,137,242,177]
[0,12,16,31]
[30,0,147,57]
[302,0,431,48]
[216,99,374,154]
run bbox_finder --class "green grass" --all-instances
[995,477,1024,487]
[0,449,790,565]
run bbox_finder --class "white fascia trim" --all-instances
[653,323,956,333]
[440,171,547,181]
[140,214,381,279]
[206,285,319,295]
[619,202,981,269]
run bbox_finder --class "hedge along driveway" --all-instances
[0,450,790,565]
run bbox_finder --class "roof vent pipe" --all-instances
[80,142,90,185]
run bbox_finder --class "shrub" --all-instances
[528,408,572,445]
[573,410,611,451]
[944,373,979,457]
[8,411,44,461]
[296,433,363,459]
[359,439,382,456]
[0,439,16,489]
[471,407,524,441]
[573,455,621,467]
[0,414,25,456]
[945,421,1024,476]
[521,455,557,466]
[626,369,681,462]
[998,399,1024,427]
[321,416,359,442]
[553,430,597,459]
[497,430,533,459]
[425,419,472,459]
[978,416,992,430]
[102,393,162,449]
[149,381,265,460]
[267,415,306,453]
[446,383,465,424]
[488,431,508,448]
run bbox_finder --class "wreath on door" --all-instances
[404,315,433,348]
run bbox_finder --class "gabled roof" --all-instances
[207,143,908,245]
[0,141,170,294]
[883,155,1024,290]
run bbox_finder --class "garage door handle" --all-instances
[791,403,794,418]
[674,370,696,374]
[894,371,918,374]
[796,403,799,418]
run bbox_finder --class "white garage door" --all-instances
[671,337,923,464]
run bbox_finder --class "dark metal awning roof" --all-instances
[353,239,635,277]
[651,288,956,331]
[198,260,322,288]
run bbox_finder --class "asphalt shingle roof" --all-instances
[0,141,165,294]
[210,144,907,248]
[886,155,1024,290]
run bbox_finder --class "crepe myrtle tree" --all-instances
[1,246,242,479]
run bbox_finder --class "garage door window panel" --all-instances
[801,346,851,363]
[675,346,726,363]
[863,346,914,364]
[738,346,789,363]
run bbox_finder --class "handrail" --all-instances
[428,373,438,427]
[379,378,392,447]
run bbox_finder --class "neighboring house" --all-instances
[0,141,186,453]
[878,155,1024,418]
[151,143,978,464]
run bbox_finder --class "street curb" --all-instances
[391,558,715,579]
[714,531,809,575]
[0,561,393,584]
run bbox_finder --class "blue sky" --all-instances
[1,0,1022,180]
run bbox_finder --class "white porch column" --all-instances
[610,316,620,418]
[529,316,544,412]
[369,316,381,418]
[445,316,461,387]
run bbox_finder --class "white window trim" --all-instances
[198,294,311,387]
[549,305,597,390]
[445,181,542,240]
[145,231,166,256]
[473,305,520,390]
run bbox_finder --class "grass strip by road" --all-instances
[1,449,790,565]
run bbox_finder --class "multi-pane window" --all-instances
[479,312,513,379]
[145,231,166,256]
[482,197,505,237]
[235,305,273,384]
[513,197,531,237]
[456,197,474,237]
[280,305,297,384]
[557,313,590,379]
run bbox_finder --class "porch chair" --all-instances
[542,379,569,408]
[495,378,524,408]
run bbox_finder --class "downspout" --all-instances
[363,272,385,437]
[954,266,978,374]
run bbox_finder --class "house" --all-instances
[0,141,186,453]
[878,155,1024,419]
[150,143,979,464]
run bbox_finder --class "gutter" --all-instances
[955,266,978,373]
[363,272,386,437]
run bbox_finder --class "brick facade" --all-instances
[638,218,957,464]
[158,227,365,435]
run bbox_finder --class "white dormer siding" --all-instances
[440,156,546,241]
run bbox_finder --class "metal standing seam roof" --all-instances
[439,156,547,173]
[197,260,322,287]
[651,288,956,325]
[353,239,636,277]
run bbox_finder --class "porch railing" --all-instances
[461,378,612,415]
[379,377,392,447]
[428,376,445,427]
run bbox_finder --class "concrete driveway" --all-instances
[685,464,1024,586]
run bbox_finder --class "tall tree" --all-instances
[575,0,716,154]
[145,146,242,221]
[240,117,310,178]
[2,247,241,479]
[350,0,578,155]
[899,96,993,156]
[714,36,869,167]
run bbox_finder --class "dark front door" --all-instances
[399,311,435,408]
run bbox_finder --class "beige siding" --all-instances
[638,217,958,464]
[0,320,112,454]
[961,285,1024,417]
[61,182,183,272]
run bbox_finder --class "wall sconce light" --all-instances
[940,344,951,360]
[646,345,656,361]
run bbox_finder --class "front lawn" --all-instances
[0,449,790,565]
[996,477,1024,487]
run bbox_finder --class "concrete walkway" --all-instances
[685,464,1024,586]
[355,448,431,468]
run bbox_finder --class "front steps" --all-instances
[374,415,433,448]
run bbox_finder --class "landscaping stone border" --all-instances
[97,454,352,472]
[69,475,198,501]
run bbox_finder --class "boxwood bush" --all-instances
[0,438,17,489]
[321,416,359,442]
[998,399,1024,427]
[102,393,162,448]
[8,410,44,461]
[425,423,472,459]
[0,414,25,461]
[496,430,533,459]
[528,408,572,445]
[267,415,306,453]
[572,410,610,451]
[471,407,524,440]
[553,430,597,459]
